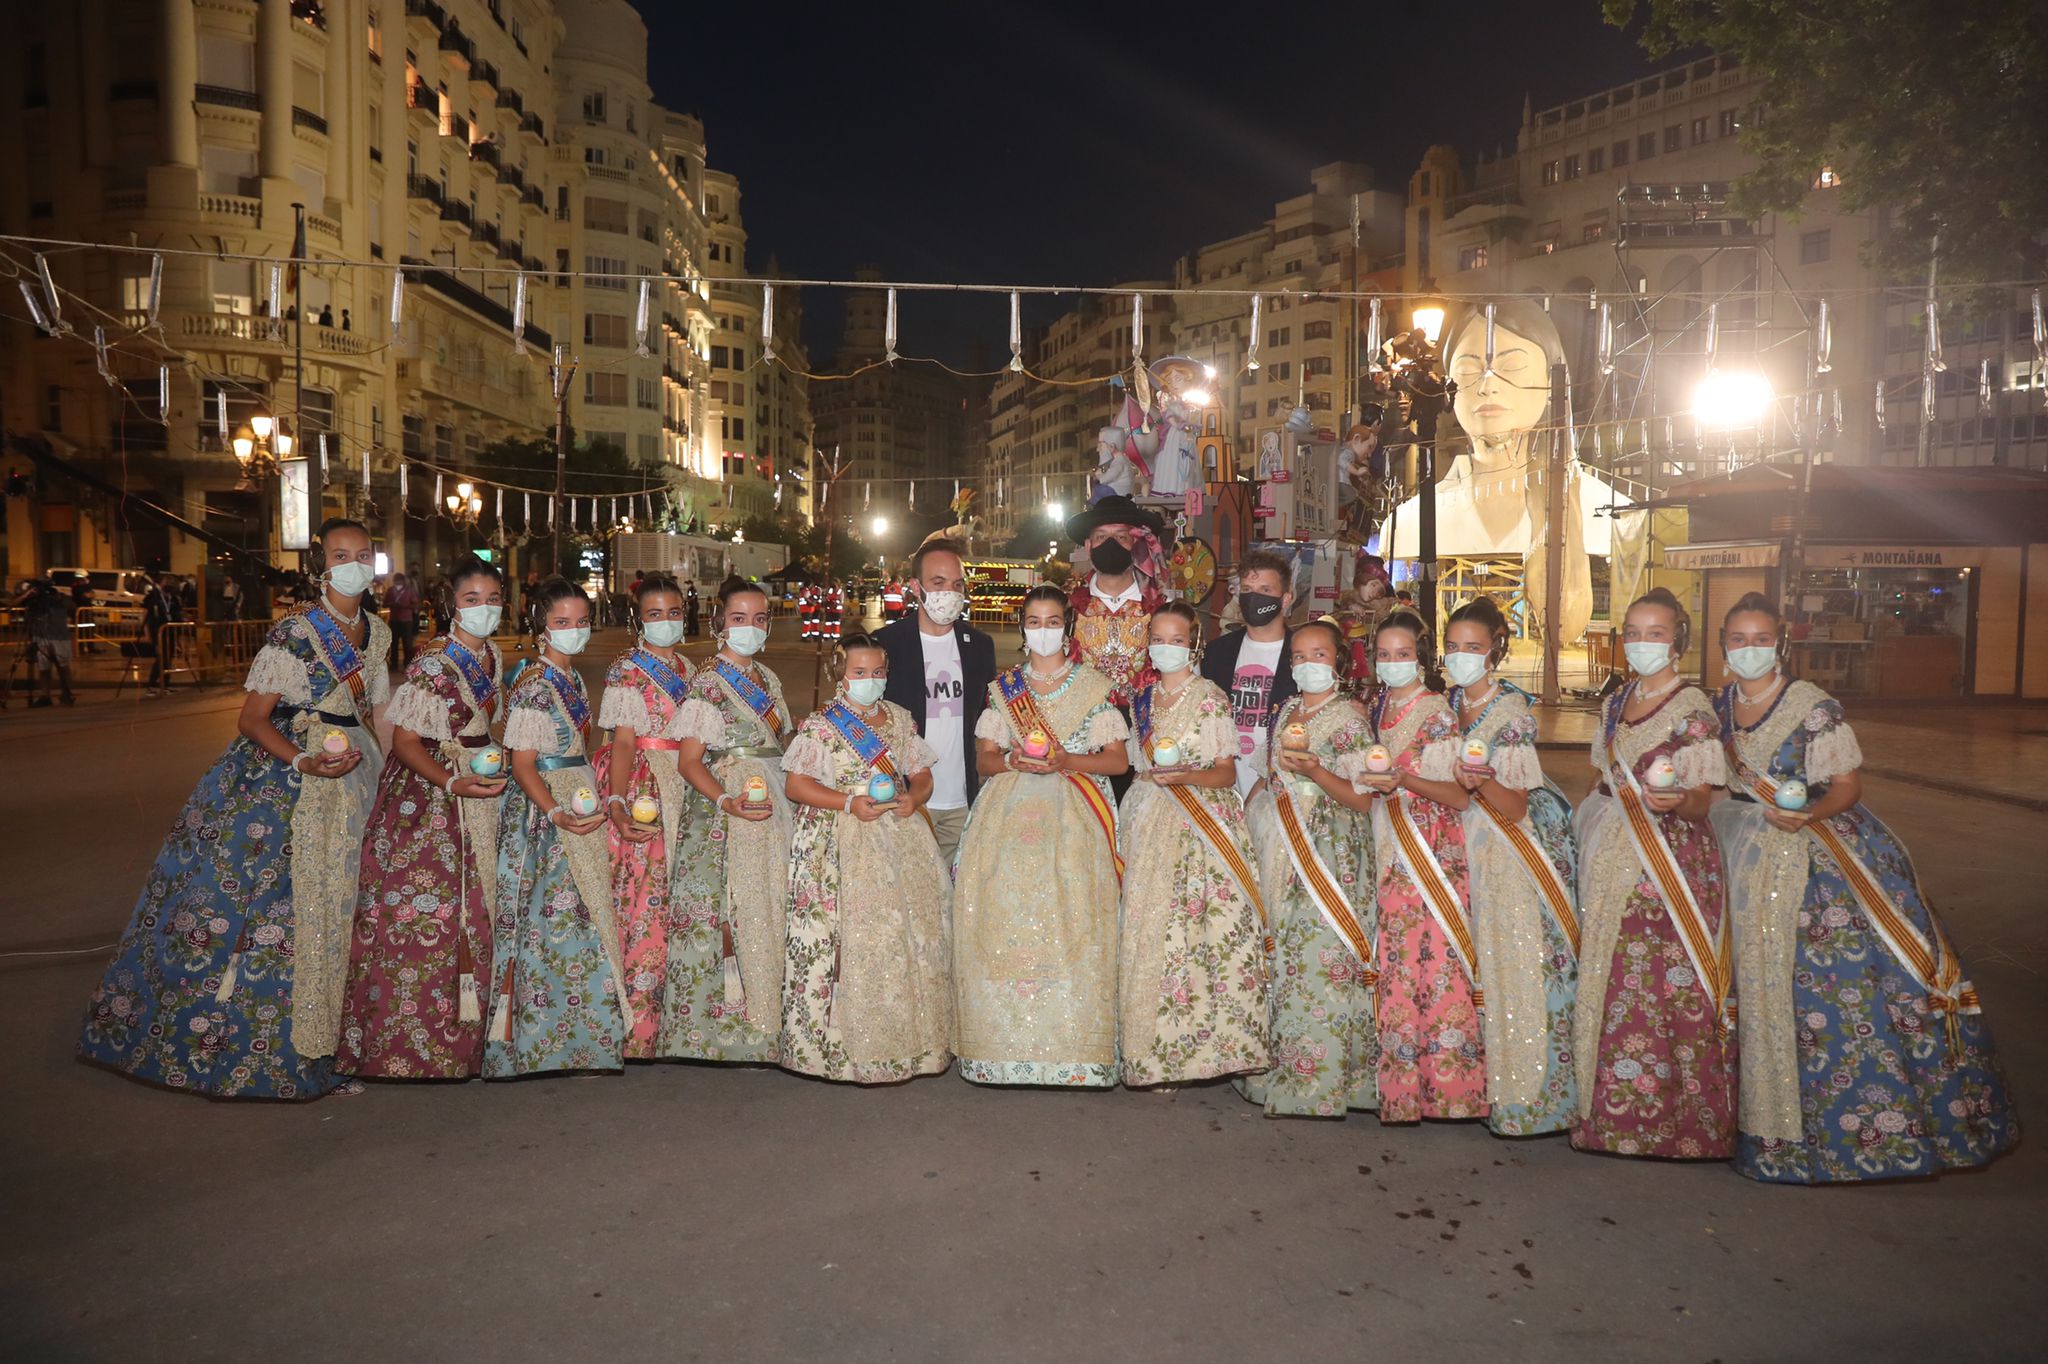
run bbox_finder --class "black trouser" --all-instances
[1108,702,1135,802]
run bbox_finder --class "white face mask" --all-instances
[1024,626,1066,658]
[1725,644,1779,681]
[455,603,502,639]
[845,677,886,706]
[327,561,375,598]
[1625,641,1674,676]
[1442,652,1489,688]
[1376,659,1420,688]
[1291,661,1336,694]
[642,618,686,648]
[1148,643,1192,674]
[725,624,768,657]
[548,626,591,656]
[921,590,966,627]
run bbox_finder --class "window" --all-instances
[1563,153,1582,180]
[1303,320,1332,340]
[1540,159,1561,186]
[1266,327,1290,347]
[1582,223,1606,243]
[583,146,609,167]
[584,372,627,406]
[705,193,721,214]
[1306,392,1333,411]
[1612,139,1630,168]
[1813,166,1844,189]
[710,344,729,369]
[1588,146,1605,173]
[209,259,255,314]
[1269,361,1292,381]
[583,196,628,233]
[636,377,658,409]
[1304,356,1332,377]
[584,312,628,347]
[201,145,257,196]
[1800,229,1832,264]
[1457,244,1489,271]
[581,89,606,123]
[401,412,425,456]
[371,404,384,449]
[434,424,453,462]
[1238,403,1256,422]
[730,417,745,441]
[1692,116,1709,144]
[637,432,658,461]
[1664,125,1682,153]
[1638,132,1657,160]
[1719,108,1739,137]
[584,255,627,289]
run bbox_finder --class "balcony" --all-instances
[199,192,263,223]
[440,198,472,227]
[498,238,523,263]
[438,27,473,64]
[292,106,328,135]
[470,59,498,91]
[469,139,501,173]
[499,163,524,191]
[523,255,546,274]
[517,111,544,142]
[195,84,260,112]
[495,86,523,114]
[405,79,436,122]
[405,0,445,34]
[519,184,544,211]
[440,111,468,141]
[306,211,341,246]
[405,258,552,350]
[474,220,500,248]
[406,172,444,206]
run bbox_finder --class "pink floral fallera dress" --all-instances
[1572,684,1737,1159]
[1366,689,1485,1122]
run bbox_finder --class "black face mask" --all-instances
[1240,592,1283,627]
[1089,538,1133,575]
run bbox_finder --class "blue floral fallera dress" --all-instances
[1713,681,2018,1183]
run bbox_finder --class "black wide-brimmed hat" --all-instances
[1065,494,1168,545]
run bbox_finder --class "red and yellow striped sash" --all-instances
[1473,793,1580,955]
[1614,763,1733,1034]
[1385,793,1483,1008]
[1272,782,1375,982]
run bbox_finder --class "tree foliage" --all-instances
[1604,0,2047,285]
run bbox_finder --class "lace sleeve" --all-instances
[666,697,727,747]
[386,679,452,741]
[1190,711,1238,765]
[367,644,393,706]
[1487,712,1544,790]
[598,683,649,735]
[975,706,1014,749]
[1672,736,1728,790]
[504,702,558,754]
[1801,701,1864,784]
[1083,704,1130,751]
[781,730,840,786]
[243,643,311,704]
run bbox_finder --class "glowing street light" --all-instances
[1693,369,1775,430]
[870,515,889,536]
[1411,296,1448,346]
[1045,501,1064,523]
[1182,387,1213,407]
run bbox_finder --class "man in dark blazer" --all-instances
[877,537,996,865]
[1200,548,1299,796]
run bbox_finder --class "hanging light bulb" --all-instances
[1245,294,1262,371]
[863,481,870,511]
[390,267,406,334]
[496,486,504,522]
[1131,293,1145,367]
[361,449,371,493]
[1814,298,1832,374]
[1979,358,1994,413]
[760,282,776,364]
[884,287,899,364]
[1008,291,1024,373]
[17,280,54,335]
[145,253,163,328]
[2033,289,2046,371]
[1597,301,1615,376]
[91,326,115,387]
[399,463,409,499]
[1483,302,1498,373]
[157,364,170,417]
[1874,381,1887,433]
[908,480,916,511]
[635,279,653,358]
[1830,388,1843,437]
[1703,302,1720,369]
[34,254,65,333]
[511,273,529,355]
[269,262,284,324]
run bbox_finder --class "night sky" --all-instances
[631,1,1666,363]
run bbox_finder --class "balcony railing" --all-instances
[292,106,328,135]
[470,59,498,90]
[404,258,552,350]
[517,111,544,141]
[441,199,473,227]
[519,185,544,211]
[195,84,260,112]
[406,173,444,205]
[470,139,501,172]
[405,0,445,32]
[496,86,523,113]
[438,29,473,62]
[498,163,524,191]
[440,112,468,141]
[474,221,500,247]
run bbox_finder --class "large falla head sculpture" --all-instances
[1446,298,1569,460]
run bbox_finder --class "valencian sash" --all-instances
[629,647,691,708]
[1270,776,1375,981]
[1613,753,1734,1035]
[300,603,368,719]
[996,665,1123,882]
[1472,792,1581,955]
[538,660,589,733]
[712,657,783,737]
[443,635,498,717]
[1135,685,1268,942]
[824,700,934,833]
[1730,756,1978,1049]
[1384,790,1484,1009]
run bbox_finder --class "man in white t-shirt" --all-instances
[878,538,995,866]
[1200,549,1299,795]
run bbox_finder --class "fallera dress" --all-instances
[658,657,793,1063]
[1365,687,1485,1123]
[336,634,504,1079]
[1712,679,2018,1183]
[593,645,696,1059]
[952,662,1128,1087]
[1116,676,1271,1087]
[779,697,955,1084]
[1453,682,1580,1137]
[485,660,629,1077]
[1235,694,1379,1118]
[79,604,388,1098]
[1572,683,1737,1159]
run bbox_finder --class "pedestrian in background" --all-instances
[384,568,420,668]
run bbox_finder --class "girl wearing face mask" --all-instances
[486,577,630,1078]
[82,518,391,1100]
[1349,610,1484,1124]
[1236,619,1381,1119]
[1115,602,1270,1087]
[1708,593,2014,1184]
[659,577,794,1063]
[592,572,697,1059]
[1443,596,1579,1136]
[1572,586,1735,1160]
[778,636,954,1083]
[953,584,1131,1087]
[337,554,510,1081]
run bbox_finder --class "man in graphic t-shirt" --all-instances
[1200,549,1298,796]
[878,538,995,867]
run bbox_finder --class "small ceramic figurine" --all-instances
[742,774,770,808]
[631,794,661,824]
[1152,737,1183,768]
[569,786,600,817]
[1774,778,1809,811]
[1022,728,1052,760]
[1365,744,1395,774]
[867,772,898,805]
[1461,737,1490,767]
[470,746,506,777]
[1281,722,1311,753]
[1645,754,1679,790]
[322,729,351,755]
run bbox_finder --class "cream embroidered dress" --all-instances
[1235,695,1378,1118]
[952,663,1128,1087]
[1454,683,1579,1136]
[658,661,793,1063]
[1116,677,1271,1086]
[780,699,955,1084]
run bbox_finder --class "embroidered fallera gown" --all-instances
[337,635,505,1078]
[594,647,695,1059]
[1363,688,1485,1122]
[1453,682,1580,1137]
[1116,676,1270,1086]
[485,661,629,1077]
[658,659,793,1063]
[779,698,954,1084]
[1572,683,1737,1158]
[1235,694,1379,1118]
[79,605,389,1098]
[952,662,1128,1086]
[1712,679,2018,1183]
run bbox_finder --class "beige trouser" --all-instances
[928,804,969,871]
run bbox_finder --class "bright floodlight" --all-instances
[1411,300,1447,345]
[1045,501,1064,523]
[871,515,889,536]
[1693,369,1775,429]
[1183,387,1212,407]
[1202,364,1217,380]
